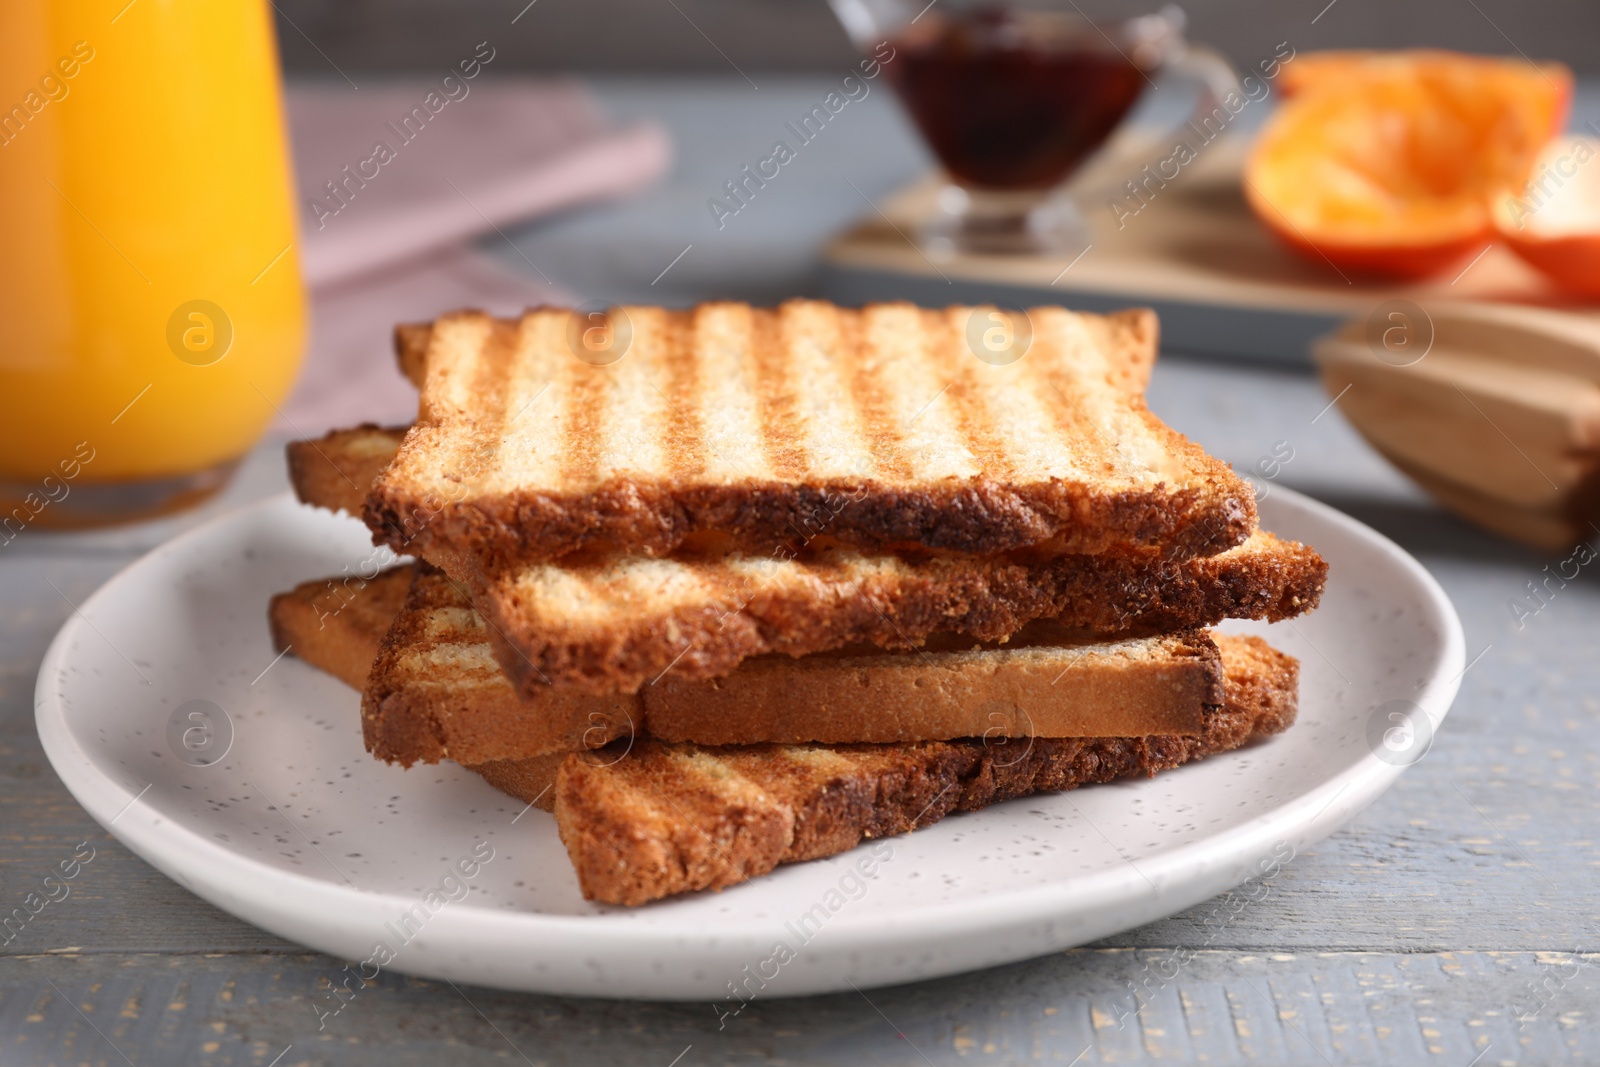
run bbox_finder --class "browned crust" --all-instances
[359,565,632,767]
[1211,633,1300,745]
[475,532,1327,696]
[372,474,1255,568]
[394,322,432,389]
[267,566,415,689]
[644,627,1222,745]
[364,303,1257,565]
[551,632,1299,906]
[285,424,1321,697]
[467,754,565,813]
[359,569,1234,764]
[286,424,407,517]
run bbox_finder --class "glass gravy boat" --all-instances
[830,0,1239,256]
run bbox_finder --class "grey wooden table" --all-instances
[4,76,1600,1067]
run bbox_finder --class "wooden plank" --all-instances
[0,560,129,677]
[3,949,1596,1065]
[0,704,294,957]
[1385,453,1586,551]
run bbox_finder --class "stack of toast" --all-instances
[269,300,1327,906]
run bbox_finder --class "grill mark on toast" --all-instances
[286,424,407,517]
[775,301,876,481]
[657,309,706,479]
[292,416,1315,698]
[499,314,558,474]
[1027,310,1183,489]
[471,527,1326,695]
[694,304,770,483]
[450,316,515,498]
[470,319,521,499]
[861,305,977,484]
[1020,308,1248,539]
[832,301,915,485]
[748,306,807,481]
[421,314,504,509]
[561,355,610,492]
[366,301,1260,561]
[476,316,517,427]
[922,307,1018,482]
[361,565,631,766]
[950,305,1073,483]
[562,746,796,898]
[590,308,674,484]
[268,566,414,689]
[1024,312,1115,481]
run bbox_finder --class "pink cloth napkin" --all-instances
[275,79,670,434]
[277,247,577,436]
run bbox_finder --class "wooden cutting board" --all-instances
[819,132,1598,365]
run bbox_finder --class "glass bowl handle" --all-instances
[1165,42,1244,145]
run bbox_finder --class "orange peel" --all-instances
[1246,51,1571,278]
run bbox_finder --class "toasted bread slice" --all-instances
[365,301,1256,565]
[289,426,1325,696]
[289,423,404,517]
[361,565,631,766]
[395,322,433,389]
[469,754,566,814]
[391,317,1162,398]
[285,424,412,519]
[266,573,1300,879]
[361,565,1227,764]
[547,632,1298,905]
[270,569,565,811]
[472,527,1323,696]
[271,565,1229,766]
[268,566,414,689]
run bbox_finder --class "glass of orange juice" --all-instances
[0,0,305,530]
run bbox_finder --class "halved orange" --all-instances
[1494,135,1600,298]
[1274,49,1568,101]
[1274,50,1389,99]
[1246,51,1571,279]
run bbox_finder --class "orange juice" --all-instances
[0,0,304,524]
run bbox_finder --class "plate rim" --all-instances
[34,485,1466,998]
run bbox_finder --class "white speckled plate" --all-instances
[36,486,1462,999]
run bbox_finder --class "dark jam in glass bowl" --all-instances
[886,7,1150,190]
